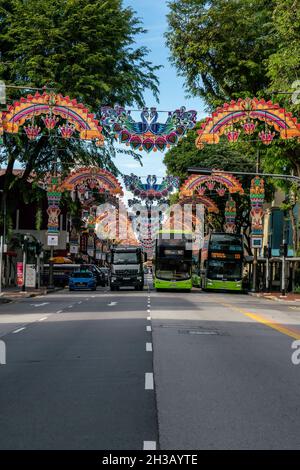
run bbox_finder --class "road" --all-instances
[0,278,300,450]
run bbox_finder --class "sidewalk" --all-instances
[249,291,300,302]
[0,286,62,303]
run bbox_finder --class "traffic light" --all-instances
[280,243,288,257]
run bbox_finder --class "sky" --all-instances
[114,0,206,181]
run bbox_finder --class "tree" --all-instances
[0,0,160,234]
[0,0,160,108]
[166,0,276,108]
[267,0,300,111]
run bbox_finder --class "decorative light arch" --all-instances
[179,195,219,214]
[101,106,197,153]
[1,92,104,145]
[180,172,244,197]
[196,97,300,148]
[61,167,123,195]
[123,174,179,201]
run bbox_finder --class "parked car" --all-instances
[80,264,106,287]
[69,271,97,291]
[98,267,109,285]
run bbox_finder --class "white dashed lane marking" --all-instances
[146,342,153,352]
[13,327,26,334]
[146,325,152,332]
[38,317,48,322]
[145,373,154,390]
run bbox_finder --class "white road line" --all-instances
[146,342,153,352]
[56,310,62,314]
[78,301,82,304]
[30,302,49,307]
[13,327,26,334]
[146,325,152,332]
[68,305,73,308]
[108,302,117,306]
[147,309,151,313]
[145,373,154,390]
[147,316,151,321]
[143,441,157,450]
[39,317,48,322]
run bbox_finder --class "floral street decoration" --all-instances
[250,176,265,241]
[0,92,104,145]
[123,174,179,200]
[46,175,62,234]
[195,97,300,149]
[224,197,237,233]
[180,172,244,198]
[101,106,197,153]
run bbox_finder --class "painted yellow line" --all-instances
[221,303,300,340]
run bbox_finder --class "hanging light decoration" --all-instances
[258,130,275,145]
[243,120,256,135]
[59,123,76,139]
[216,187,226,197]
[42,114,59,130]
[24,124,41,140]
[225,129,240,142]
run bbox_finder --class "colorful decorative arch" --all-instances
[179,195,219,214]
[61,167,123,195]
[101,106,197,153]
[180,172,244,196]
[1,92,104,145]
[123,174,179,201]
[196,97,300,148]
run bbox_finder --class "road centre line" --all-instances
[147,316,151,321]
[146,342,153,352]
[145,372,154,390]
[221,302,300,340]
[38,317,48,321]
[146,325,152,332]
[56,310,62,314]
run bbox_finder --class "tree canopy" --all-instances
[0,0,160,109]
[166,0,276,108]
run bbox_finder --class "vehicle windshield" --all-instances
[71,272,93,278]
[207,260,242,280]
[210,235,243,252]
[112,253,139,264]
[156,260,191,281]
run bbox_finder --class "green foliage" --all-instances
[166,0,276,108]
[267,0,300,112]
[0,0,160,108]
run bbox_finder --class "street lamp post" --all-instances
[22,235,28,292]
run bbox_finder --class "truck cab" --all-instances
[109,246,144,291]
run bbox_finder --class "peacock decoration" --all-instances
[101,106,197,152]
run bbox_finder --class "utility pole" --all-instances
[22,235,28,292]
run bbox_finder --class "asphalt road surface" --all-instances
[0,278,300,450]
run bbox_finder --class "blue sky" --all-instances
[114,0,206,180]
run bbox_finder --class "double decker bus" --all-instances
[200,232,244,291]
[154,230,193,291]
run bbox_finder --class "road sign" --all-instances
[47,235,58,246]
[251,237,263,248]
[25,264,36,288]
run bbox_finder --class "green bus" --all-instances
[154,230,193,291]
[200,232,244,291]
